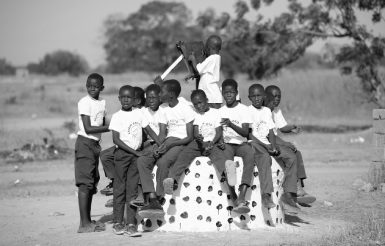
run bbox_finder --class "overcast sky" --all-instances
[0,0,383,67]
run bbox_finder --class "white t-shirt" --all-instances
[272,108,288,135]
[77,95,106,141]
[141,107,164,141]
[219,103,252,144]
[159,101,195,139]
[196,54,222,104]
[160,96,193,109]
[249,106,275,145]
[193,108,221,142]
[109,109,149,150]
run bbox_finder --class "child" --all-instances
[100,86,148,208]
[211,79,255,214]
[163,89,225,194]
[248,84,300,212]
[265,85,316,204]
[108,85,158,236]
[137,79,195,218]
[179,35,223,109]
[75,73,109,233]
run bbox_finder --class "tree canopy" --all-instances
[104,0,385,106]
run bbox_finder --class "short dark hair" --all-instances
[87,73,104,85]
[134,86,146,106]
[249,83,264,94]
[119,85,133,95]
[222,78,238,91]
[207,35,222,51]
[145,84,161,95]
[163,79,181,97]
[190,89,207,100]
[265,85,281,95]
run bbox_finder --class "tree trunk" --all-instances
[369,109,385,188]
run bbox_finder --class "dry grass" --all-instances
[310,210,385,245]
[0,69,374,124]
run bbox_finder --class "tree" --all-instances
[0,58,16,75]
[103,1,203,73]
[28,50,89,76]
[198,0,385,107]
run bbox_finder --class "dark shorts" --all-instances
[74,135,101,193]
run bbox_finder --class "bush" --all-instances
[27,50,89,76]
[0,58,16,75]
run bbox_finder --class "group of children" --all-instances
[74,35,315,235]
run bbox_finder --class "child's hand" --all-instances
[153,75,163,85]
[291,125,301,134]
[176,41,187,56]
[195,134,204,143]
[220,118,232,127]
[217,141,226,150]
[184,74,195,81]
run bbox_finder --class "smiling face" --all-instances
[118,88,135,111]
[192,93,209,114]
[249,87,265,109]
[222,85,237,107]
[146,90,161,111]
[86,78,104,99]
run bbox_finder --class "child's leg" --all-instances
[274,144,300,212]
[234,143,255,204]
[295,150,307,180]
[155,145,184,197]
[211,144,238,201]
[250,142,275,209]
[164,141,201,193]
[113,149,135,224]
[137,154,157,195]
[100,146,116,180]
[125,157,140,226]
[74,136,103,232]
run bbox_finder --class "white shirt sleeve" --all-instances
[213,110,221,128]
[184,105,195,123]
[141,114,149,128]
[196,56,216,76]
[78,98,91,116]
[108,113,119,132]
[158,108,167,125]
[266,110,276,130]
[275,109,288,128]
[241,105,252,124]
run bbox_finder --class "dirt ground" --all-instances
[0,115,383,246]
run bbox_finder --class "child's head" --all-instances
[191,89,209,114]
[265,85,281,108]
[222,79,238,106]
[133,86,146,108]
[205,35,222,55]
[145,84,161,111]
[160,79,181,103]
[118,85,135,111]
[86,73,104,99]
[248,84,265,109]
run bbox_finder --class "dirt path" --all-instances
[0,159,370,246]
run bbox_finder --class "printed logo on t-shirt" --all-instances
[128,122,141,139]
[253,121,269,139]
[93,110,104,123]
[200,122,215,139]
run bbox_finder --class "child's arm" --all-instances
[267,129,280,155]
[193,125,204,143]
[143,126,162,146]
[279,124,301,134]
[158,123,167,143]
[275,135,297,152]
[212,126,222,145]
[81,115,109,134]
[221,119,249,138]
[112,130,142,157]
[158,121,194,154]
[153,76,163,87]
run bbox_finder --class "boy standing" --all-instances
[138,79,195,218]
[248,84,299,212]
[211,79,255,214]
[75,73,109,233]
[108,85,158,236]
[179,35,223,109]
[163,89,225,194]
[265,85,316,204]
